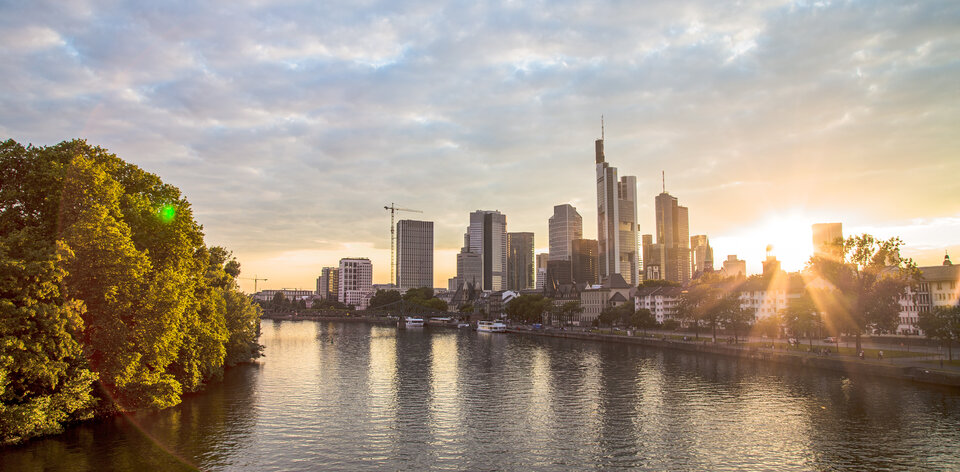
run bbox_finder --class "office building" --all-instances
[690,235,713,278]
[549,204,582,261]
[571,238,599,285]
[507,232,535,291]
[812,223,843,260]
[535,253,549,290]
[457,210,507,291]
[653,191,691,284]
[397,219,433,291]
[595,129,639,285]
[642,234,662,281]
[721,255,747,279]
[338,258,373,310]
[317,267,339,299]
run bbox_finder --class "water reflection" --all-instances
[2,321,960,471]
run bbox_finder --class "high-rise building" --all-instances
[720,255,746,279]
[457,210,507,291]
[812,223,843,260]
[506,232,535,291]
[654,191,691,284]
[595,129,639,285]
[572,238,599,285]
[396,220,433,291]
[642,234,662,281]
[549,204,582,261]
[338,258,373,310]
[317,267,339,299]
[690,235,713,278]
[546,260,573,290]
[535,253,549,290]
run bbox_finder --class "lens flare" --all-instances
[159,204,176,223]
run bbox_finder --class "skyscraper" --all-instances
[549,204,582,261]
[572,238,599,285]
[812,223,843,260]
[535,253,549,290]
[654,191,691,284]
[721,255,746,279]
[506,232,535,291]
[396,219,433,291]
[595,127,639,285]
[690,235,713,278]
[458,210,507,291]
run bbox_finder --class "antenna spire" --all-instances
[601,115,604,140]
[662,171,665,193]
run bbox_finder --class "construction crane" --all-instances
[240,275,268,294]
[384,203,423,286]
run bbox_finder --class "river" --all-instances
[3,320,960,471]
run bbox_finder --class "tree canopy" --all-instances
[504,294,551,324]
[807,234,919,352]
[0,139,262,444]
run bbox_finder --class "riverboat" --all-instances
[476,320,507,333]
[405,317,425,329]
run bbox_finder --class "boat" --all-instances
[404,317,425,329]
[457,323,471,329]
[476,320,507,333]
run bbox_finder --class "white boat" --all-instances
[476,320,507,333]
[405,317,425,329]
[457,323,471,329]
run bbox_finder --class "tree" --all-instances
[676,285,710,339]
[554,301,584,327]
[504,294,551,324]
[782,291,820,348]
[368,289,402,311]
[0,139,262,440]
[716,294,753,344]
[808,234,919,353]
[630,308,657,335]
[598,302,632,328]
[918,305,960,361]
[0,235,98,445]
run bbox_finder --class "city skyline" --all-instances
[1,1,958,292]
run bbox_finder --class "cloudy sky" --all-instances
[2,0,958,292]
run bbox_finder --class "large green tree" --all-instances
[0,139,262,442]
[0,235,98,444]
[808,234,919,353]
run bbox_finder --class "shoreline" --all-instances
[509,328,960,389]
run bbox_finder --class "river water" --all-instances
[3,320,960,471]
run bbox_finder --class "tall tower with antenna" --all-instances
[594,117,639,285]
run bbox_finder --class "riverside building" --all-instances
[338,258,373,310]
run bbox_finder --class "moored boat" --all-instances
[476,320,506,333]
[405,317,425,329]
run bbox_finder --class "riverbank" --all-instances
[509,328,960,389]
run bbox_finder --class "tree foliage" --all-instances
[808,234,919,352]
[504,294,551,324]
[918,305,960,361]
[0,139,262,443]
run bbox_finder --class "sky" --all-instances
[2,0,958,293]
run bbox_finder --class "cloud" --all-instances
[1,0,958,290]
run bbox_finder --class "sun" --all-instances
[711,210,818,274]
